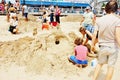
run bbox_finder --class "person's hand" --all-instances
[91,45,95,53]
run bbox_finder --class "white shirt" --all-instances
[10,19,18,26]
[23,5,28,13]
[83,11,94,25]
[95,14,120,47]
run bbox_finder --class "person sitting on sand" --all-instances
[68,37,89,67]
[8,16,18,34]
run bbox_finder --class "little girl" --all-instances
[68,37,89,66]
[9,16,18,34]
[42,11,49,30]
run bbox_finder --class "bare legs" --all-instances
[105,66,114,80]
[93,64,103,80]
[93,64,114,80]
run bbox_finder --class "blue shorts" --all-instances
[70,56,88,64]
[85,24,94,33]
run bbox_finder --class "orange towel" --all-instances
[42,23,49,30]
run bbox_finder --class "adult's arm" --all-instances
[115,27,120,47]
[91,29,98,51]
[74,49,77,56]
[86,30,93,38]
[80,16,85,25]
[92,14,96,26]
[22,6,24,16]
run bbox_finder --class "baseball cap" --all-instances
[86,6,91,10]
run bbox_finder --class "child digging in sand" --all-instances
[79,27,98,45]
[79,27,98,56]
[68,37,90,67]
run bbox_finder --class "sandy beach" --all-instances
[0,14,120,80]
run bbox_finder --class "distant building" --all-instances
[19,0,90,7]
[0,0,15,4]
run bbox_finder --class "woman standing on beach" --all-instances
[92,1,120,80]
[55,6,61,24]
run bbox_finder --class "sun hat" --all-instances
[86,6,91,10]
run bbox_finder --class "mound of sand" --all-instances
[0,14,88,80]
[0,27,85,80]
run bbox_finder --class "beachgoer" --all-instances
[54,6,61,24]
[79,27,92,45]
[68,37,89,67]
[42,11,48,23]
[8,4,17,17]
[49,5,54,23]
[80,6,95,39]
[42,11,49,30]
[22,4,28,21]
[92,1,120,80]
[79,27,98,49]
[49,9,58,27]
[9,16,18,34]
[14,0,20,14]
[50,9,54,23]
[0,3,5,14]
[7,4,16,22]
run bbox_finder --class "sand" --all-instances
[0,14,120,80]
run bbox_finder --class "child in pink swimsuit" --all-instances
[69,37,89,65]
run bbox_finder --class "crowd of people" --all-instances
[68,1,120,80]
[1,0,20,34]
[0,0,29,34]
[41,5,61,30]
[0,0,62,33]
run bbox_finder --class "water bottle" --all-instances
[91,58,97,68]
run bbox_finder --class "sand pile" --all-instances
[1,14,120,80]
[0,28,84,80]
[0,14,97,80]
